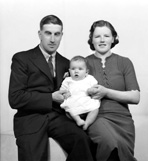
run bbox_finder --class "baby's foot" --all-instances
[83,122,89,130]
[76,120,85,127]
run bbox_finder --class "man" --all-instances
[8,15,95,161]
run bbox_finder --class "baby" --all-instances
[60,56,100,130]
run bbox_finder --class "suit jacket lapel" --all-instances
[30,46,54,83]
[55,53,66,88]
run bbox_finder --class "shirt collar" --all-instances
[39,45,56,62]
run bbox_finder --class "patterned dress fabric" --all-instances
[86,53,140,161]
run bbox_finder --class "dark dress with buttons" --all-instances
[86,53,140,161]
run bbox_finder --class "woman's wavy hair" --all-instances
[88,20,119,50]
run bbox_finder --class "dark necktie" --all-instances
[48,56,54,77]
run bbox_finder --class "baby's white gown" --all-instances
[60,75,100,116]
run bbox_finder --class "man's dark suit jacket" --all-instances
[9,45,69,137]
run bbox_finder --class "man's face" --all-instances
[38,23,63,55]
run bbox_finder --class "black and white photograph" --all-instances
[0,0,148,161]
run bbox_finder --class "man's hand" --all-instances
[52,90,65,103]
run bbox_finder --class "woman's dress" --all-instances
[86,53,140,161]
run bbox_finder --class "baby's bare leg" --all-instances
[70,113,85,126]
[83,109,99,130]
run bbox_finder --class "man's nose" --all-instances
[50,35,55,42]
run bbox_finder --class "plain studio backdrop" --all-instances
[0,0,148,160]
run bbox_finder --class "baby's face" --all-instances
[69,61,88,81]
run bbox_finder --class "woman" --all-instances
[86,20,140,161]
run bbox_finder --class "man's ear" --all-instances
[38,30,41,40]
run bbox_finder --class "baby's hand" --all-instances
[62,90,71,99]
[63,72,69,79]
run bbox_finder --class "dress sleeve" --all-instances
[88,75,98,87]
[60,77,70,91]
[122,57,140,91]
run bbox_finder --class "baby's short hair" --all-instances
[70,55,87,67]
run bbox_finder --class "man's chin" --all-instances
[47,49,56,54]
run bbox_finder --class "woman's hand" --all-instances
[88,84,107,100]
[88,85,140,104]
[88,84,140,104]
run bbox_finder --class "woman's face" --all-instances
[92,26,114,54]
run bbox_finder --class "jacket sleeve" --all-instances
[8,53,52,113]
